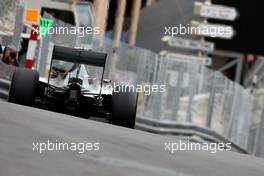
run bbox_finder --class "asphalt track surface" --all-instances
[0,101,264,176]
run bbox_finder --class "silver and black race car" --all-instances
[8,46,138,128]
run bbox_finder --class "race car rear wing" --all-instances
[52,45,107,67]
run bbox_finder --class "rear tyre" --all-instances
[111,89,138,129]
[8,69,39,106]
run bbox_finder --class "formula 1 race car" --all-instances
[8,46,138,128]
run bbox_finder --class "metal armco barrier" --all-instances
[0,61,14,99]
[135,116,249,154]
[0,78,10,99]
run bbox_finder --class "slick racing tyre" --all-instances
[111,89,138,129]
[8,69,39,106]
